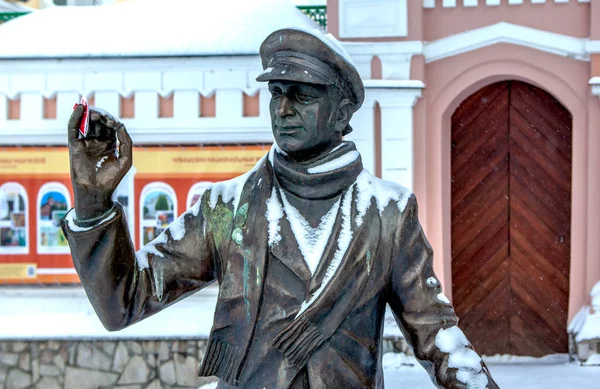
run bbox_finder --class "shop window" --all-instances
[37,183,71,254]
[186,182,213,209]
[0,182,29,254]
[140,183,177,247]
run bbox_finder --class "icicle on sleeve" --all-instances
[60,192,217,332]
[386,194,499,389]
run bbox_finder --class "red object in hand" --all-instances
[75,97,90,137]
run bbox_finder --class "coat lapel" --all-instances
[269,215,312,285]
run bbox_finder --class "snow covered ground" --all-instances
[383,353,600,389]
[4,287,599,389]
[197,353,600,389]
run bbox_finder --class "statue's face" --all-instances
[268,80,345,160]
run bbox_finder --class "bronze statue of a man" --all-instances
[61,28,499,389]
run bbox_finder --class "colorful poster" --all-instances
[0,183,28,254]
[37,184,71,254]
[141,187,176,245]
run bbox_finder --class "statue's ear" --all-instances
[335,99,353,134]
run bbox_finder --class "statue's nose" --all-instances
[276,95,294,117]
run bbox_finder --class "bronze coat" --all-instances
[61,155,499,389]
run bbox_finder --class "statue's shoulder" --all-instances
[202,154,269,213]
[354,170,414,218]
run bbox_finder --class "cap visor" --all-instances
[256,62,331,85]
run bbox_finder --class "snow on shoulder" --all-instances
[0,0,318,59]
[208,153,267,213]
[355,170,412,227]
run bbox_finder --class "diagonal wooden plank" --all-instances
[510,273,566,340]
[455,271,510,326]
[452,162,508,225]
[510,177,570,240]
[511,82,572,154]
[511,237,569,293]
[509,157,571,223]
[509,118,572,180]
[511,257,569,316]
[510,212,570,275]
[510,141,572,195]
[452,81,509,140]
[454,260,510,318]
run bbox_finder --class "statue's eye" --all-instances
[270,91,281,98]
[296,93,312,102]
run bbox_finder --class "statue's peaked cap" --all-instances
[256,27,364,112]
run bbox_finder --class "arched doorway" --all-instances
[451,81,571,357]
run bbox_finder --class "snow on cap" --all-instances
[256,27,364,111]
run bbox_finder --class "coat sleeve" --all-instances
[386,194,499,389]
[60,192,218,332]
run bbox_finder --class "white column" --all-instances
[347,95,376,174]
[0,94,6,124]
[56,92,81,123]
[348,54,374,80]
[134,91,158,125]
[259,87,272,121]
[377,88,422,191]
[173,90,199,119]
[216,89,243,119]
[20,92,44,124]
[379,54,413,80]
[93,91,120,118]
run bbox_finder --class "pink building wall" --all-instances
[328,0,599,323]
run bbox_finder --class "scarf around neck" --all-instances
[272,141,363,200]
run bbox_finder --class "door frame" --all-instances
[418,49,590,323]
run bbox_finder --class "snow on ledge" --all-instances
[569,281,600,343]
[0,285,218,340]
[582,354,600,366]
[0,0,318,59]
[0,286,404,340]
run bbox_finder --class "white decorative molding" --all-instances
[590,77,600,97]
[424,0,590,7]
[343,41,423,80]
[586,41,600,54]
[339,0,408,39]
[0,57,264,99]
[423,22,589,63]
[363,79,425,90]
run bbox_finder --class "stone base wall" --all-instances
[0,340,216,389]
[0,337,410,389]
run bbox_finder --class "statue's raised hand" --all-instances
[68,105,132,220]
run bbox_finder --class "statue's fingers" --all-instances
[89,107,118,128]
[116,123,133,170]
[68,105,85,142]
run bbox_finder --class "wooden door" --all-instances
[451,81,571,357]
